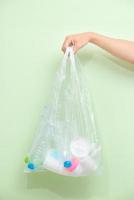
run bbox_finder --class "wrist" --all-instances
[88,32,98,44]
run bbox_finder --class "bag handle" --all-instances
[62,47,75,66]
[61,47,77,80]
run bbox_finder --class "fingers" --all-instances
[62,36,75,53]
[73,44,78,54]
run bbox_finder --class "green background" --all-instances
[1,0,134,200]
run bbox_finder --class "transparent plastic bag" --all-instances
[24,47,101,177]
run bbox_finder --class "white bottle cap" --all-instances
[70,138,91,159]
[80,156,97,171]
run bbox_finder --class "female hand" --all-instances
[62,32,93,53]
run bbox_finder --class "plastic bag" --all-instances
[24,47,101,177]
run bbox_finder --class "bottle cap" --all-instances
[70,138,90,159]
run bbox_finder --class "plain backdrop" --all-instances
[0,0,134,200]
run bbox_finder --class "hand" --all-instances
[62,32,93,53]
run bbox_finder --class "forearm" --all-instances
[90,32,134,63]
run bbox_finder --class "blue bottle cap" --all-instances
[64,160,72,168]
[27,162,35,170]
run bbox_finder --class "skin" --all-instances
[62,32,134,64]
